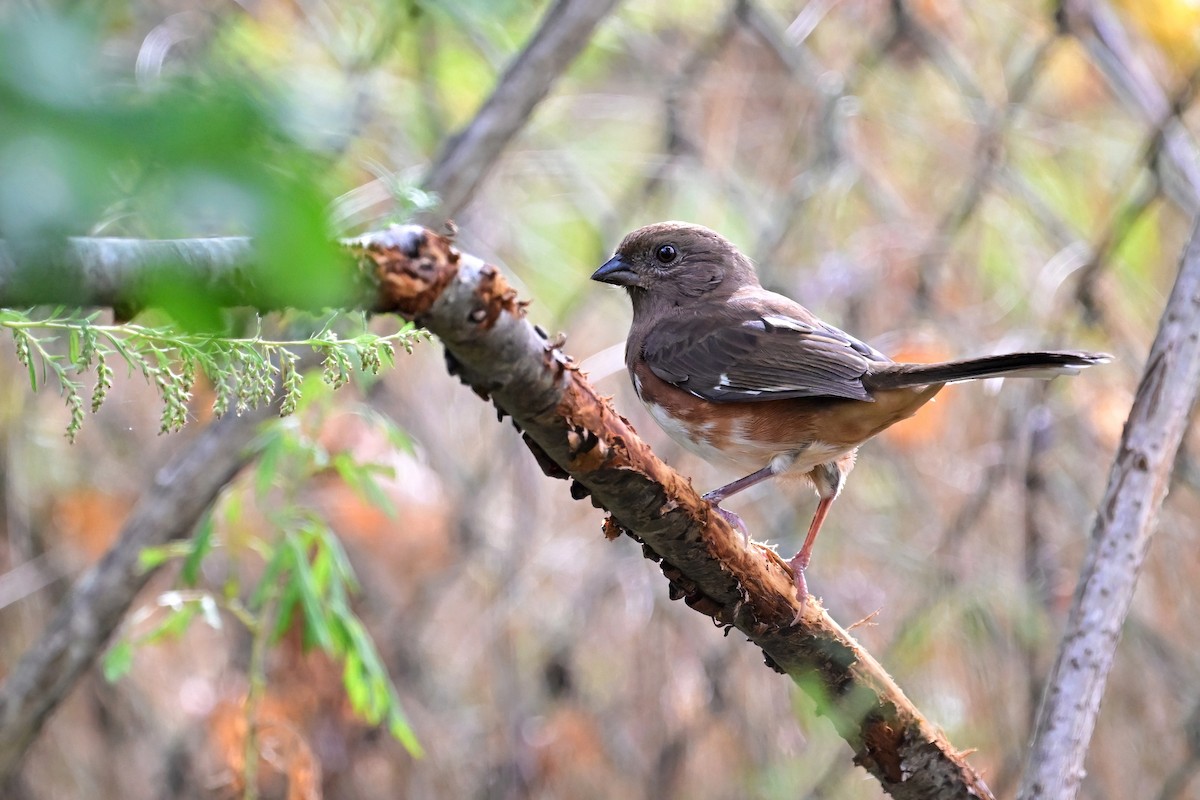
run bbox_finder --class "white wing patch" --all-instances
[760,314,814,333]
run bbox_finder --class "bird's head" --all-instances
[591,222,760,313]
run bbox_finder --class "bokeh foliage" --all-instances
[0,9,346,318]
[1,1,1199,799]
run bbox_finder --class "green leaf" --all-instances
[287,534,334,651]
[181,513,215,587]
[315,527,360,592]
[326,606,352,653]
[331,451,397,518]
[138,547,171,571]
[271,582,301,642]
[250,540,292,610]
[254,427,283,499]
[343,650,368,711]
[221,489,244,532]
[102,640,135,682]
[310,538,333,598]
[144,603,200,644]
[136,542,192,573]
[387,707,424,758]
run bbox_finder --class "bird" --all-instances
[591,221,1109,620]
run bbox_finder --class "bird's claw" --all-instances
[707,502,751,545]
[788,554,810,626]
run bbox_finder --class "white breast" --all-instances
[646,403,730,463]
[643,401,852,477]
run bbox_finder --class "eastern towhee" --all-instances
[592,221,1109,619]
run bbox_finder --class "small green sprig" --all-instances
[102,395,423,758]
[0,309,429,441]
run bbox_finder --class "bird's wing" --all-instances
[641,298,890,403]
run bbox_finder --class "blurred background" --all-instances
[1,0,1197,798]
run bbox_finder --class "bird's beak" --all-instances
[591,255,641,287]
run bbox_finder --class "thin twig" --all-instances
[739,0,912,265]
[1066,0,1200,203]
[0,399,282,781]
[1071,61,1200,321]
[1017,214,1200,797]
[241,591,277,800]
[914,32,1061,307]
[420,0,622,222]
[605,0,744,235]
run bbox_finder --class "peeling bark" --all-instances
[355,225,994,800]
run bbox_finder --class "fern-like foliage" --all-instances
[1,308,429,441]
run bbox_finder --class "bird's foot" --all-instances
[702,496,751,545]
[788,551,811,626]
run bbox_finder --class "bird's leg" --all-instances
[702,464,778,543]
[788,460,849,624]
[789,494,834,625]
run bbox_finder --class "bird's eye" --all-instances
[655,244,678,264]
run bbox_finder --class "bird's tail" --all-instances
[864,350,1111,391]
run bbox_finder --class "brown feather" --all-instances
[597,221,1107,545]
[597,220,1109,613]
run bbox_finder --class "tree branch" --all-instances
[0,225,996,795]
[1012,5,1200,796]
[1017,218,1200,797]
[0,3,625,779]
[356,225,993,799]
[1065,0,1200,209]
[420,0,622,221]
[0,236,369,311]
[0,236,266,309]
[0,399,280,782]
